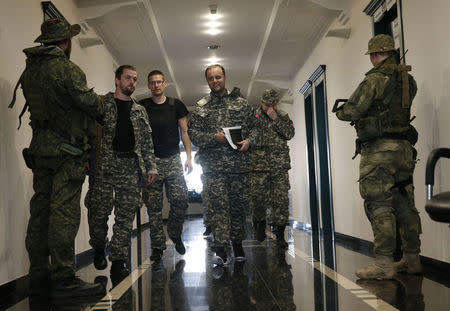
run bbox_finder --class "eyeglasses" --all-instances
[149,80,164,86]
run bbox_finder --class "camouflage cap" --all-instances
[365,34,397,55]
[261,88,279,106]
[34,18,81,43]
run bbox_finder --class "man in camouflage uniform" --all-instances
[9,18,105,297]
[335,34,422,279]
[88,65,157,280]
[139,70,192,262]
[188,64,258,265]
[251,89,295,248]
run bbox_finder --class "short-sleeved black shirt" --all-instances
[139,97,189,158]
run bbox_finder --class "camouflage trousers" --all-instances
[250,170,290,226]
[202,172,248,249]
[142,154,188,250]
[26,154,88,280]
[359,139,421,256]
[201,173,212,228]
[88,157,141,261]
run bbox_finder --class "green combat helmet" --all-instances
[261,88,279,106]
[365,34,397,55]
[34,17,81,43]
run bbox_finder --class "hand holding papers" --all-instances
[222,126,243,149]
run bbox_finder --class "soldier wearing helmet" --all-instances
[251,89,295,248]
[334,34,422,279]
[9,18,105,298]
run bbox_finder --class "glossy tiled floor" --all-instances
[8,218,450,310]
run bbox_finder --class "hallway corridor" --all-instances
[4,218,449,310]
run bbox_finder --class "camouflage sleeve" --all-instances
[187,110,217,148]
[336,73,388,121]
[242,102,259,146]
[64,61,103,119]
[138,107,157,175]
[273,113,295,140]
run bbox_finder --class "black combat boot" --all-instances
[276,225,288,249]
[255,220,266,242]
[51,276,105,299]
[232,241,246,262]
[172,237,186,255]
[150,248,163,262]
[29,274,50,297]
[93,248,107,270]
[213,247,230,266]
[203,225,212,236]
[110,260,129,285]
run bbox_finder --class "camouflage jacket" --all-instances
[251,106,295,171]
[188,87,258,173]
[18,45,103,157]
[336,57,417,154]
[95,92,157,182]
[336,57,417,123]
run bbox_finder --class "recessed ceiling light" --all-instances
[205,21,222,28]
[205,13,221,21]
[208,45,220,50]
[206,57,221,64]
[205,28,221,36]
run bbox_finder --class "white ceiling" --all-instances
[76,0,345,108]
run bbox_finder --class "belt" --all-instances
[381,133,408,140]
[114,151,137,158]
[33,120,86,146]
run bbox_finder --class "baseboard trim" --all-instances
[0,275,29,310]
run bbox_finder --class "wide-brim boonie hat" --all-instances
[34,18,81,43]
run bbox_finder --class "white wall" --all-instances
[287,0,450,263]
[0,0,117,285]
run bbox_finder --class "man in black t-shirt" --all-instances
[88,65,157,282]
[139,70,192,261]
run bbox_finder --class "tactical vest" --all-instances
[354,59,418,144]
[10,55,95,147]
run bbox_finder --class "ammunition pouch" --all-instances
[355,116,382,142]
[355,116,417,146]
[404,124,418,146]
[22,148,35,169]
[392,176,413,196]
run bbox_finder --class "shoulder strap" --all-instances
[9,70,29,129]
[168,97,175,106]
[9,70,25,109]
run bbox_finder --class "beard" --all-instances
[121,85,135,96]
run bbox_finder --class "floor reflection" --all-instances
[8,218,450,311]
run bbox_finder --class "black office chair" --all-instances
[425,148,450,223]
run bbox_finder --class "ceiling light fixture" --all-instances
[205,28,221,36]
[205,21,222,28]
[206,57,221,64]
[205,13,221,21]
